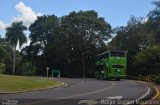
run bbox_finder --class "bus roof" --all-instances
[97,51,126,56]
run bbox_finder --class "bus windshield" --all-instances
[110,51,125,57]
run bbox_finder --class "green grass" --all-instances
[0,74,63,93]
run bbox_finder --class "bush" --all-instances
[23,61,36,76]
[134,45,160,75]
[0,63,5,74]
[156,77,160,84]
[5,65,12,74]
[17,61,36,76]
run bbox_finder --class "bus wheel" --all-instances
[116,78,120,81]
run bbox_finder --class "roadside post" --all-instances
[46,67,49,77]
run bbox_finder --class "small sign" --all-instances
[46,67,49,70]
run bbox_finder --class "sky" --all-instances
[0,0,155,37]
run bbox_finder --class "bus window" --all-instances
[96,65,103,71]
[112,64,124,68]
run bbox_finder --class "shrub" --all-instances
[23,61,36,76]
[17,61,36,76]
[134,45,160,75]
[0,63,5,74]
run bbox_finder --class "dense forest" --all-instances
[0,1,160,77]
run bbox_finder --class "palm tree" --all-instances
[5,21,27,74]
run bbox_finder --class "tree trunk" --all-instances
[82,54,85,78]
[12,46,16,75]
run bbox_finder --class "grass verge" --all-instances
[0,74,63,93]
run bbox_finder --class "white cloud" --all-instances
[0,20,10,35]
[0,1,42,49]
[0,1,42,36]
[12,1,43,49]
[142,17,148,23]
[0,20,6,32]
[13,1,42,27]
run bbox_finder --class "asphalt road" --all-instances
[0,78,155,105]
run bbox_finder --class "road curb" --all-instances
[0,80,67,94]
[136,81,159,99]
[151,87,159,99]
[135,81,159,105]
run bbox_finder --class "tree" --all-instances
[109,16,153,75]
[26,15,60,75]
[134,45,160,75]
[147,0,160,44]
[0,37,13,74]
[61,10,111,77]
[25,11,111,77]
[109,26,128,50]
[29,15,59,55]
[5,21,27,74]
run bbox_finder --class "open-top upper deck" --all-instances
[97,51,127,58]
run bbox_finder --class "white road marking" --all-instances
[67,81,84,88]
[138,86,151,99]
[78,81,84,86]
[77,99,99,105]
[58,81,115,99]
[70,86,75,88]
[77,96,122,105]
[106,96,123,100]
[125,86,151,105]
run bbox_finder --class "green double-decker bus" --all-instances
[95,51,127,80]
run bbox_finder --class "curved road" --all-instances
[0,78,154,105]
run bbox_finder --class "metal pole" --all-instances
[47,70,48,77]
[46,67,49,77]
